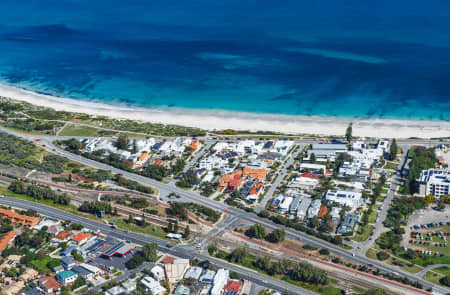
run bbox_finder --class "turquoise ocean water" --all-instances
[0,0,449,120]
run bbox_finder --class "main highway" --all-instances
[0,127,447,294]
[0,196,316,295]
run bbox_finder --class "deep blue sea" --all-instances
[0,0,450,120]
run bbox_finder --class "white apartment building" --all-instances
[419,169,450,197]
[324,189,364,212]
[211,269,229,295]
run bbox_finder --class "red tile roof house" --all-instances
[72,232,90,245]
[225,279,242,293]
[300,172,320,179]
[39,276,60,293]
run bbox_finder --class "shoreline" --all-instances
[0,83,449,139]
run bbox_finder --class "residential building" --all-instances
[151,265,166,281]
[53,231,72,243]
[225,280,242,294]
[211,269,229,295]
[61,256,75,270]
[242,167,268,181]
[38,276,60,293]
[419,169,450,197]
[71,265,91,279]
[338,161,370,181]
[337,213,359,234]
[121,280,137,293]
[184,266,203,280]
[289,195,302,215]
[174,285,190,295]
[106,286,126,295]
[317,206,328,219]
[287,176,319,192]
[324,190,364,212]
[79,263,104,278]
[0,231,16,252]
[141,276,166,295]
[72,232,91,245]
[299,163,326,174]
[330,207,342,222]
[199,269,216,284]
[60,246,75,257]
[279,196,293,214]
[56,270,78,285]
[297,197,312,220]
[199,156,226,171]
[218,170,243,193]
[308,199,321,218]
[0,208,39,227]
[272,140,294,155]
[164,259,190,284]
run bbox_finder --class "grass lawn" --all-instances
[0,125,47,136]
[31,256,59,272]
[112,218,169,240]
[366,248,378,260]
[368,210,378,223]
[0,187,82,216]
[59,123,100,137]
[221,253,344,295]
[366,248,423,274]
[423,271,445,285]
[434,266,450,276]
[383,162,398,170]
[352,224,372,242]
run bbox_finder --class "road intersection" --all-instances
[0,126,447,294]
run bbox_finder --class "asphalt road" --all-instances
[0,127,446,294]
[256,144,305,212]
[0,197,315,295]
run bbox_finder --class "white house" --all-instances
[141,276,166,295]
[324,190,364,212]
[307,199,321,218]
[211,269,229,295]
[151,265,166,281]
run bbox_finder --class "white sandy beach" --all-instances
[0,83,449,139]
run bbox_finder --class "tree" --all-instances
[115,134,129,150]
[319,248,330,255]
[8,180,25,194]
[174,222,179,233]
[167,221,173,233]
[132,141,138,154]
[143,243,158,262]
[440,275,450,287]
[310,152,316,164]
[376,251,389,261]
[183,225,191,238]
[245,224,266,239]
[389,139,398,161]
[345,123,352,142]
[266,229,286,243]
[73,275,86,289]
[228,248,248,264]
[425,195,435,205]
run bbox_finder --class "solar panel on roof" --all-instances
[103,242,125,256]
